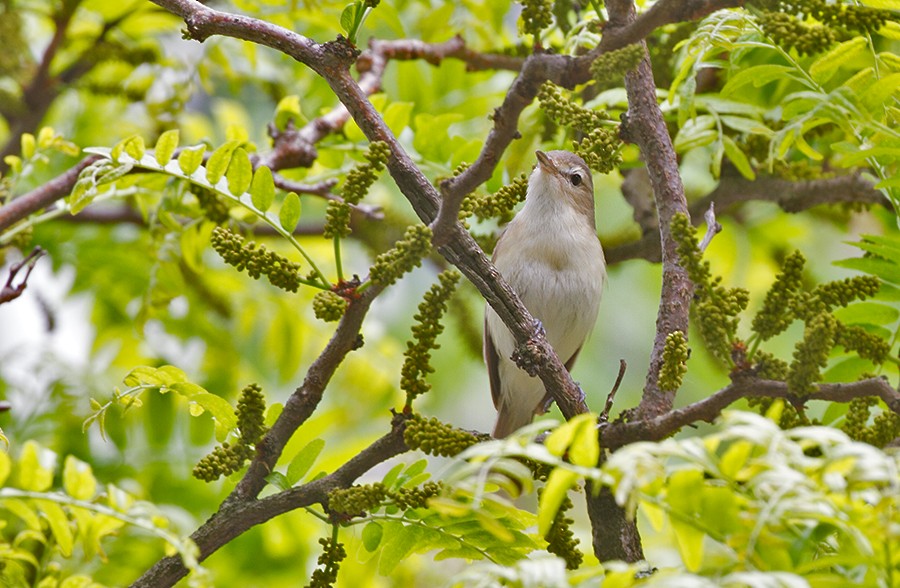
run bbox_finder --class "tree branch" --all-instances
[131,419,410,588]
[600,376,900,449]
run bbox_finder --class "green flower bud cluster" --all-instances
[590,44,644,89]
[306,535,347,588]
[193,441,254,482]
[542,494,582,570]
[327,481,444,516]
[751,0,891,35]
[403,413,489,457]
[810,276,880,314]
[786,312,837,396]
[328,483,389,516]
[193,384,267,482]
[752,251,805,341]
[313,290,349,322]
[659,331,689,393]
[393,481,443,510]
[325,141,390,239]
[863,410,900,448]
[835,324,890,364]
[459,173,529,224]
[671,213,749,364]
[193,187,230,224]
[573,127,622,175]
[752,350,789,380]
[519,0,553,39]
[537,82,622,173]
[237,383,267,444]
[368,224,432,287]
[537,82,609,134]
[757,11,836,56]
[210,226,302,293]
[840,396,876,439]
[402,271,461,406]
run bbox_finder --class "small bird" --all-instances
[484,150,606,438]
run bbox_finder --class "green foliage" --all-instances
[603,410,900,583]
[401,271,461,407]
[0,442,201,587]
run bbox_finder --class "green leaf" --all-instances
[206,140,241,185]
[286,438,325,485]
[111,135,145,162]
[63,456,97,501]
[274,95,307,131]
[340,2,360,35]
[379,524,424,575]
[568,414,600,468]
[835,257,900,284]
[154,130,180,165]
[361,521,383,552]
[722,135,756,180]
[383,101,414,135]
[250,165,276,212]
[721,65,796,97]
[810,37,868,85]
[177,145,207,175]
[0,451,10,486]
[833,301,900,325]
[188,392,238,438]
[279,192,301,232]
[538,468,578,537]
[226,148,253,196]
[17,441,55,492]
[265,472,291,491]
[37,499,74,557]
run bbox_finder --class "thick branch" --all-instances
[600,376,900,449]
[230,285,382,503]
[0,156,100,234]
[131,421,410,588]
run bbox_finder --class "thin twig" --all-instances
[600,360,628,423]
[0,246,46,304]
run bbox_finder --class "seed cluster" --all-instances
[401,271,461,406]
[211,226,302,293]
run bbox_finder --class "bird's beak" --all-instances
[535,150,557,175]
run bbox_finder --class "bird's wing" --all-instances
[484,316,503,410]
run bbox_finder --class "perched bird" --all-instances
[484,150,606,437]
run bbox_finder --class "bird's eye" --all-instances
[569,173,582,186]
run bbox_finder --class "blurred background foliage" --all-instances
[0,0,899,586]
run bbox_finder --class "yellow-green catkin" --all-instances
[324,141,390,239]
[519,0,553,39]
[312,290,349,323]
[402,271,461,406]
[543,494,583,570]
[786,313,837,396]
[403,413,489,457]
[306,533,347,588]
[368,224,432,287]
[193,384,267,482]
[659,331,689,392]
[459,173,529,224]
[751,251,805,341]
[590,44,644,89]
[211,226,302,292]
[537,82,622,173]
